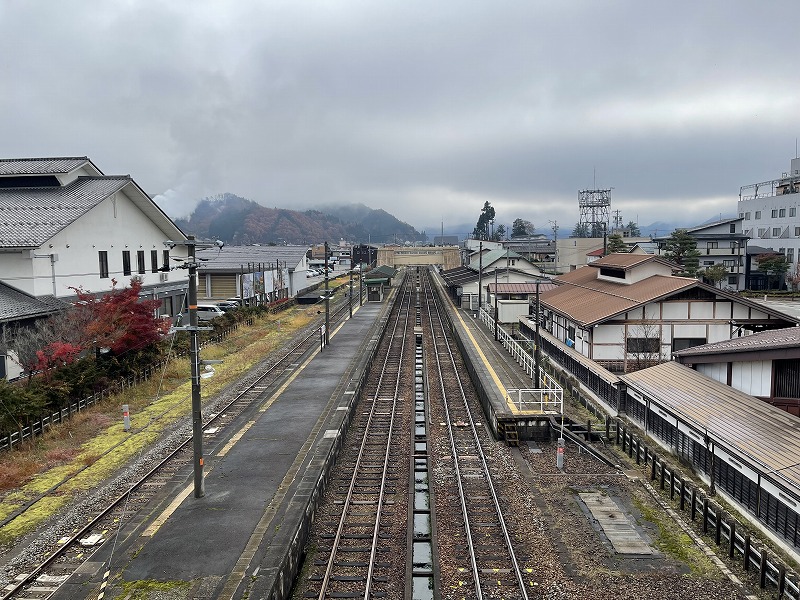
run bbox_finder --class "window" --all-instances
[796,227,800,237]
[772,209,779,218]
[599,267,625,279]
[791,208,796,217]
[672,338,707,352]
[727,276,738,285]
[729,224,736,233]
[151,250,158,273]
[758,228,767,237]
[745,212,751,220]
[98,251,109,279]
[627,337,660,354]
[755,211,762,219]
[137,250,146,274]
[779,208,786,218]
[163,249,170,271]
[787,248,794,262]
[707,241,718,249]
[703,260,714,266]
[122,251,131,276]
[773,227,782,237]
[723,259,735,267]
[738,213,743,219]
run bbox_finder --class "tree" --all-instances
[787,261,800,292]
[571,222,589,237]
[472,201,496,240]
[511,219,534,238]
[606,233,627,254]
[71,278,168,356]
[626,221,641,237]
[626,320,663,372]
[662,229,701,277]
[492,224,506,241]
[757,253,790,290]
[702,263,729,289]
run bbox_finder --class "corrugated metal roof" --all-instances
[0,157,94,176]
[480,248,523,265]
[674,326,800,357]
[0,176,129,247]
[540,266,695,327]
[440,266,478,286]
[371,265,398,277]
[487,282,558,294]
[622,361,800,492]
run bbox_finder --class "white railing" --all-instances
[478,307,563,414]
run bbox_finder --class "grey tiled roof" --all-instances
[196,245,309,272]
[673,326,800,357]
[0,157,94,176]
[0,282,66,323]
[0,176,129,247]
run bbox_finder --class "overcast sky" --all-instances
[2,1,798,238]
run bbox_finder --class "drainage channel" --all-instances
[409,278,437,600]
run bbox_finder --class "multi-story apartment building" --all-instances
[654,218,748,291]
[738,157,800,287]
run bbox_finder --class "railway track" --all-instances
[421,268,531,600]
[303,274,413,599]
[0,296,357,600]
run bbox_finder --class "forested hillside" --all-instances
[174,194,422,245]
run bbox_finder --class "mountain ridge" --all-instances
[173,194,422,245]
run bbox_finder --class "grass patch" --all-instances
[0,302,326,547]
[115,579,192,599]
[632,494,719,578]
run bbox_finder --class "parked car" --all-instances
[195,305,225,321]
[215,301,239,312]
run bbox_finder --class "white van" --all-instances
[195,305,225,321]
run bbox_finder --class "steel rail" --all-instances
[1,299,356,600]
[316,276,413,600]
[423,268,530,600]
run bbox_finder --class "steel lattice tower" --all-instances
[578,189,611,238]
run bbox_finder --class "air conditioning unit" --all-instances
[159,272,169,282]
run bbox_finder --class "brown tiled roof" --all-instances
[540,267,696,327]
[622,361,800,491]
[673,326,800,357]
[588,252,676,271]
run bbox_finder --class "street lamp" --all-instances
[165,235,223,498]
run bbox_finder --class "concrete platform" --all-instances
[579,492,653,555]
[52,297,394,600]
[431,272,556,441]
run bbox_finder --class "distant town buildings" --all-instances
[738,157,800,287]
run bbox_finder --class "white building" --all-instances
[530,253,799,373]
[0,157,189,318]
[738,157,800,285]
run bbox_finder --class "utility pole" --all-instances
[494,266,498,340]
[349,267,353,318]
[535,278,541,387]
[324,241,330,345]
[165,235,223,498]
[549,220,559,274]
[478,241,483,313]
